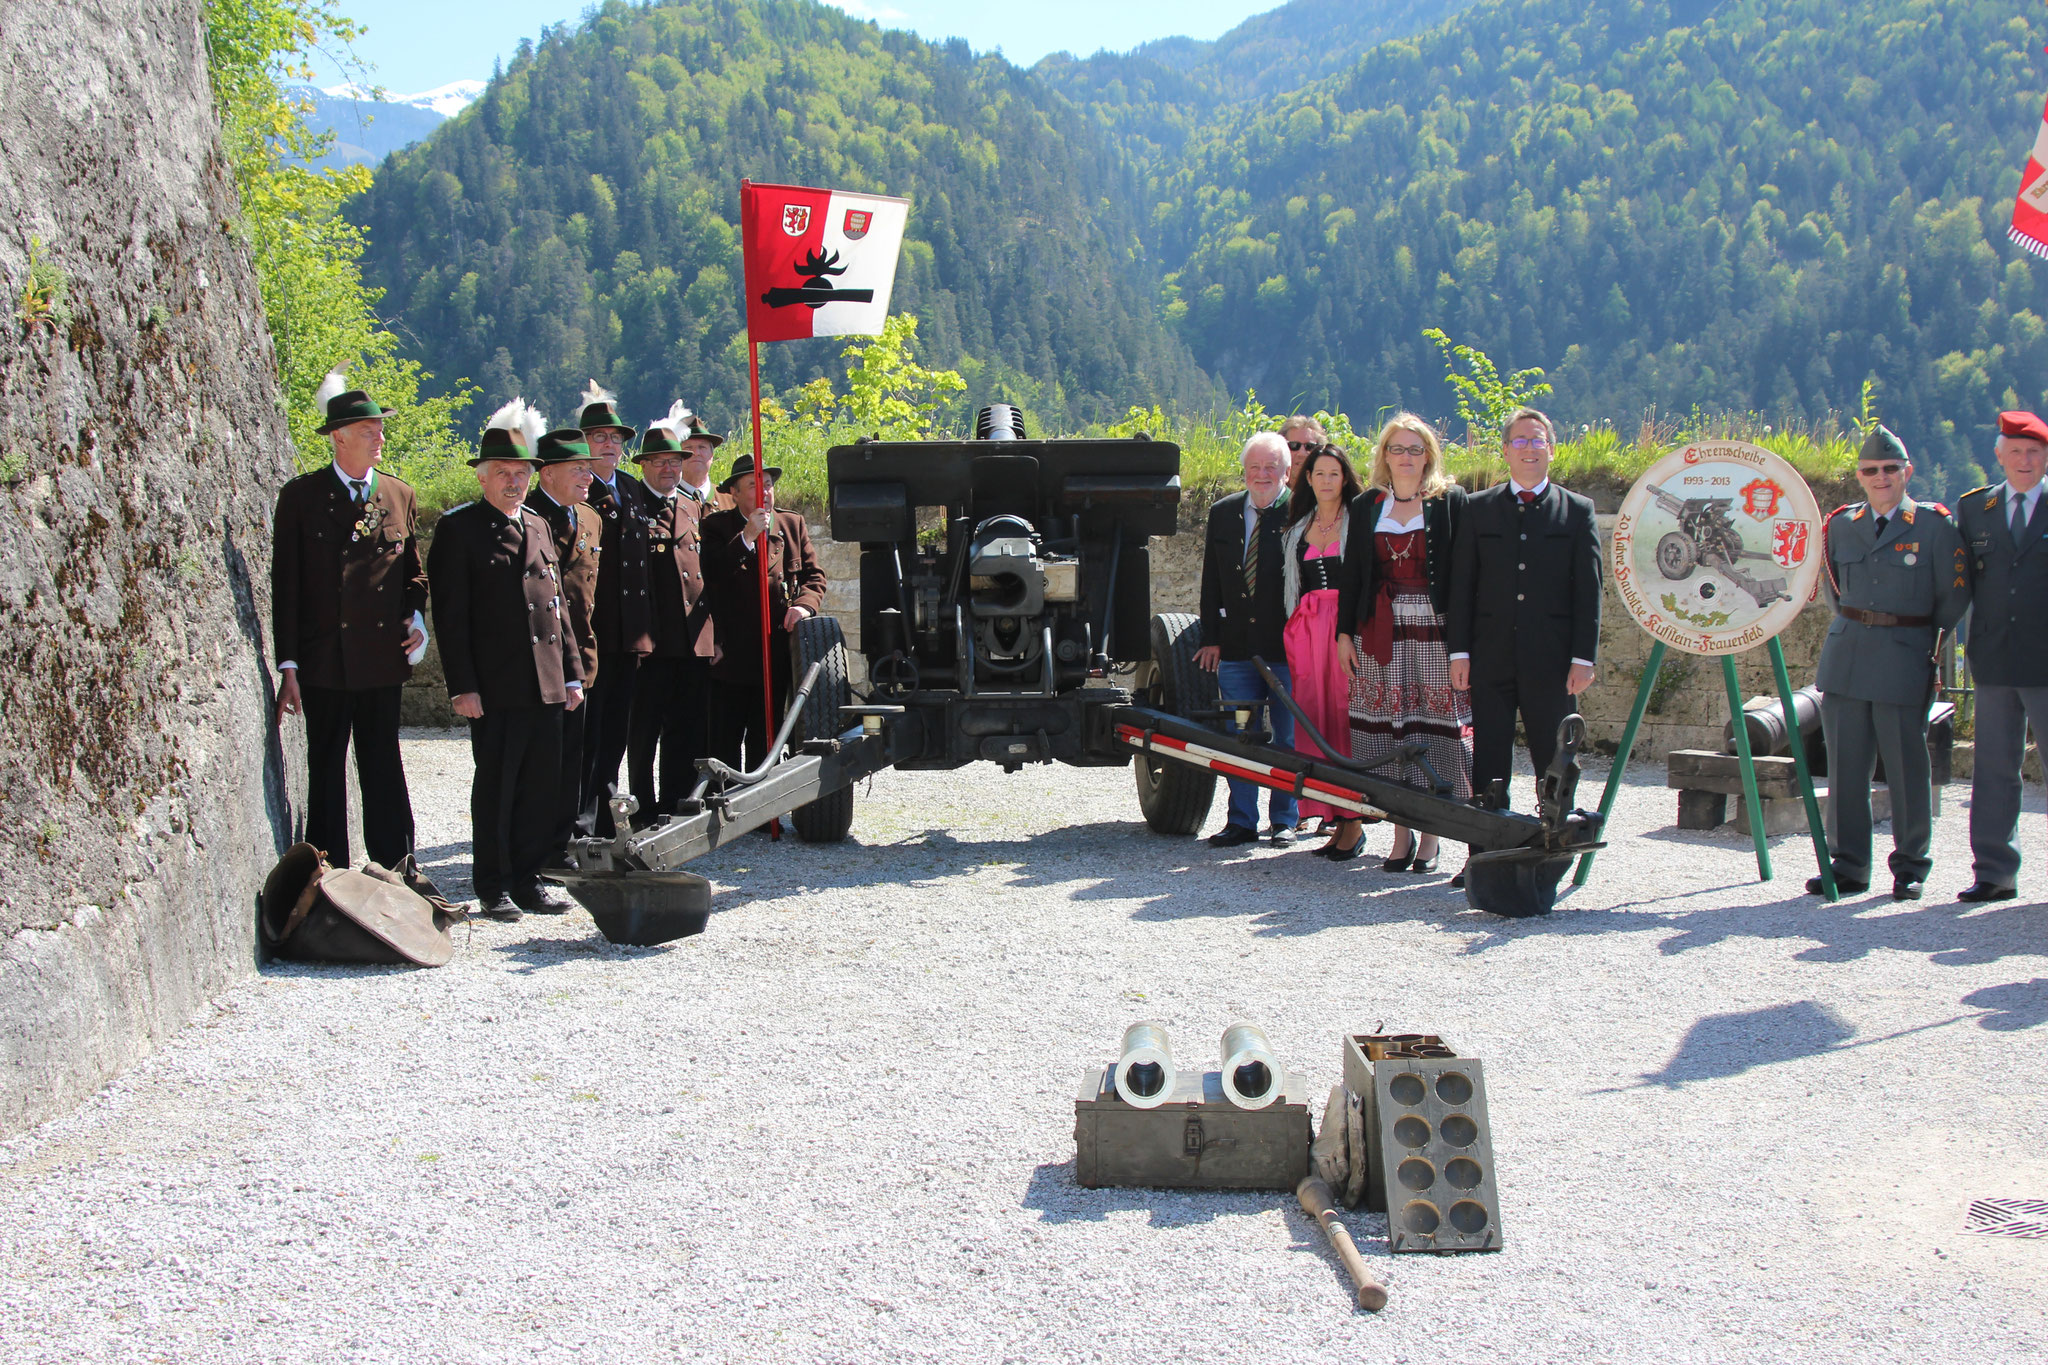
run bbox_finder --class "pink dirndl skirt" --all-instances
[1282,587,1350,821]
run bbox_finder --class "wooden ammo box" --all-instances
[1073,1065,1311,1190]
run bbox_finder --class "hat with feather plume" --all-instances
[634,399,696,459]
[575,380,636,437]
[312,363,401,434]
[471,397,548,465]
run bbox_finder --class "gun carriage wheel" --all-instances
[788,613,856,843]
[1133,613,1218,835]
[1654,531,1697,580]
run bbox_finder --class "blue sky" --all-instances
[309,0,1281,94]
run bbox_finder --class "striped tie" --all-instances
[1244,505,1261,597]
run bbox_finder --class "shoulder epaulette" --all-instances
[1925,501,1951,517]
[1963,483,1995,500]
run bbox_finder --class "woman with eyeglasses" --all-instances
[1280,416,1328,484]
[1332,415,1473,871]
[1280,442,1364,852]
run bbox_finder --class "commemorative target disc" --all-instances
[1609,441,1823,656]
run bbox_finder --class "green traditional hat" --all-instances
[633,426,687,461]
[717,451,782,493]
[1858,425,1909,465]
[681,418,725,450]
[469,396,546,466]
[315,390,400,434]
[576,380,637,438]
[535,428,593,464]
[469,428,542,466]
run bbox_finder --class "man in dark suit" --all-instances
[1956,409,2048,902]
[1195,431,1299,847]
[270,376,427,869]
[1446,407,1602,859]
[702,453,828,771]
[626,416,720,819]
[428,420,585,920]
[575,387,655,838]
[526,432,602,861]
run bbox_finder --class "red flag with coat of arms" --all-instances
[741,181,909,342]
[2011,92,2048,259]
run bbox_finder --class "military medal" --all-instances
[1904,553,1917,564]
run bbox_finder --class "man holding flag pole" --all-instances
[723,179,909,823]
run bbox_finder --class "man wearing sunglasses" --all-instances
[1809,426,1969,901]
[1953,410,2048,903]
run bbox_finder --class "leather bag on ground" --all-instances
[260,843,463,967]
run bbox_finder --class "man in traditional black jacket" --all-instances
[429,419,585,920]
[1446,407,1602,856]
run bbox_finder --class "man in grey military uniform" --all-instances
[1809,426,1970,900]
[1954,409,2048,903]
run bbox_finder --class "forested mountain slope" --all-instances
[351,0,1213,426]
[1154,0,2047,488]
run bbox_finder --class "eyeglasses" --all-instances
[1507,437,1553,451]
[1386,442,1427,458]
[1857,463,1906,476]
[1286,440,1322,453]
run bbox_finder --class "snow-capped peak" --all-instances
[319,79,484,118]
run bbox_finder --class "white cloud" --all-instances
[830,1,910,21]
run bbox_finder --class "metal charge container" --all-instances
[1073,1066,1311,1190]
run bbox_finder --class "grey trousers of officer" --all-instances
[1969,684,2048,888]
[1821,693,1934,882]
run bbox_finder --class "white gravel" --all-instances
[3,731,2047,1363]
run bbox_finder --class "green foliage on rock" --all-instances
[202,0,473,500]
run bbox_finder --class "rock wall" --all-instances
[0,0,302,1136]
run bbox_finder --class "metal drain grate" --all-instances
[1965,1198,2048,1238]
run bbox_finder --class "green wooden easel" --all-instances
[1572,636,1836,900]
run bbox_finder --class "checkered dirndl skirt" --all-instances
[1349,580,1474,802]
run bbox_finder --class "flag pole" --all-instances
[747,336,781,840]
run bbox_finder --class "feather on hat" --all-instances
[313,364,350,412]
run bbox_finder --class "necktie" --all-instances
[1874,513,1888,539]
[1244,505,1263,597]
[349,479,366,506]
[2014,493,2031,542]
[1517,488,1537,505]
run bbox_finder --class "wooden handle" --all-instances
[1297,1174,1388,1312]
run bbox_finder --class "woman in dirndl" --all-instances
[1280,443,1364,856]
[1334,415,1472,873]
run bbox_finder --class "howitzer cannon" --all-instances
[1644,481,1790,608]
[556,408,1605,933]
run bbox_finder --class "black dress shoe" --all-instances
[1207,824,1259,848]
[1806,875,1869,895]
[476,892,523,922]
[1266,824,1297,847]
[516,882,578,914]
[1410,852,1440,875]
[1382,853,1414,873]
[1322,838,1366,863]
[1892,878,1925,901]
[1957,882,2019,903]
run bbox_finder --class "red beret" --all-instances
[1998,410,2048,443]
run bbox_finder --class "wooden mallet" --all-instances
[1297,1174,1388,1312]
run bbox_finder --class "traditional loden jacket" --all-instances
[271,465,428,690]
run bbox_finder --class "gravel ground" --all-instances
[3,729,2047,1364]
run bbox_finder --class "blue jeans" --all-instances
[1216,658,1298,831]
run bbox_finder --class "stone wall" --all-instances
[0,0,303,1137]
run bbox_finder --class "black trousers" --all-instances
[300,682,413,868]
[576,651,640,837]
[627,654,713,819]
[711,664,791,774]
[1468,675,1572,809]
[552,698,586,858]
[469,702,563,900]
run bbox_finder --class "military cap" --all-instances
[1997,410,2048,444]
[1858,425,1909,465]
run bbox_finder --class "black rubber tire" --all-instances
[789,613,855,843]
[1134,613,1218,836]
